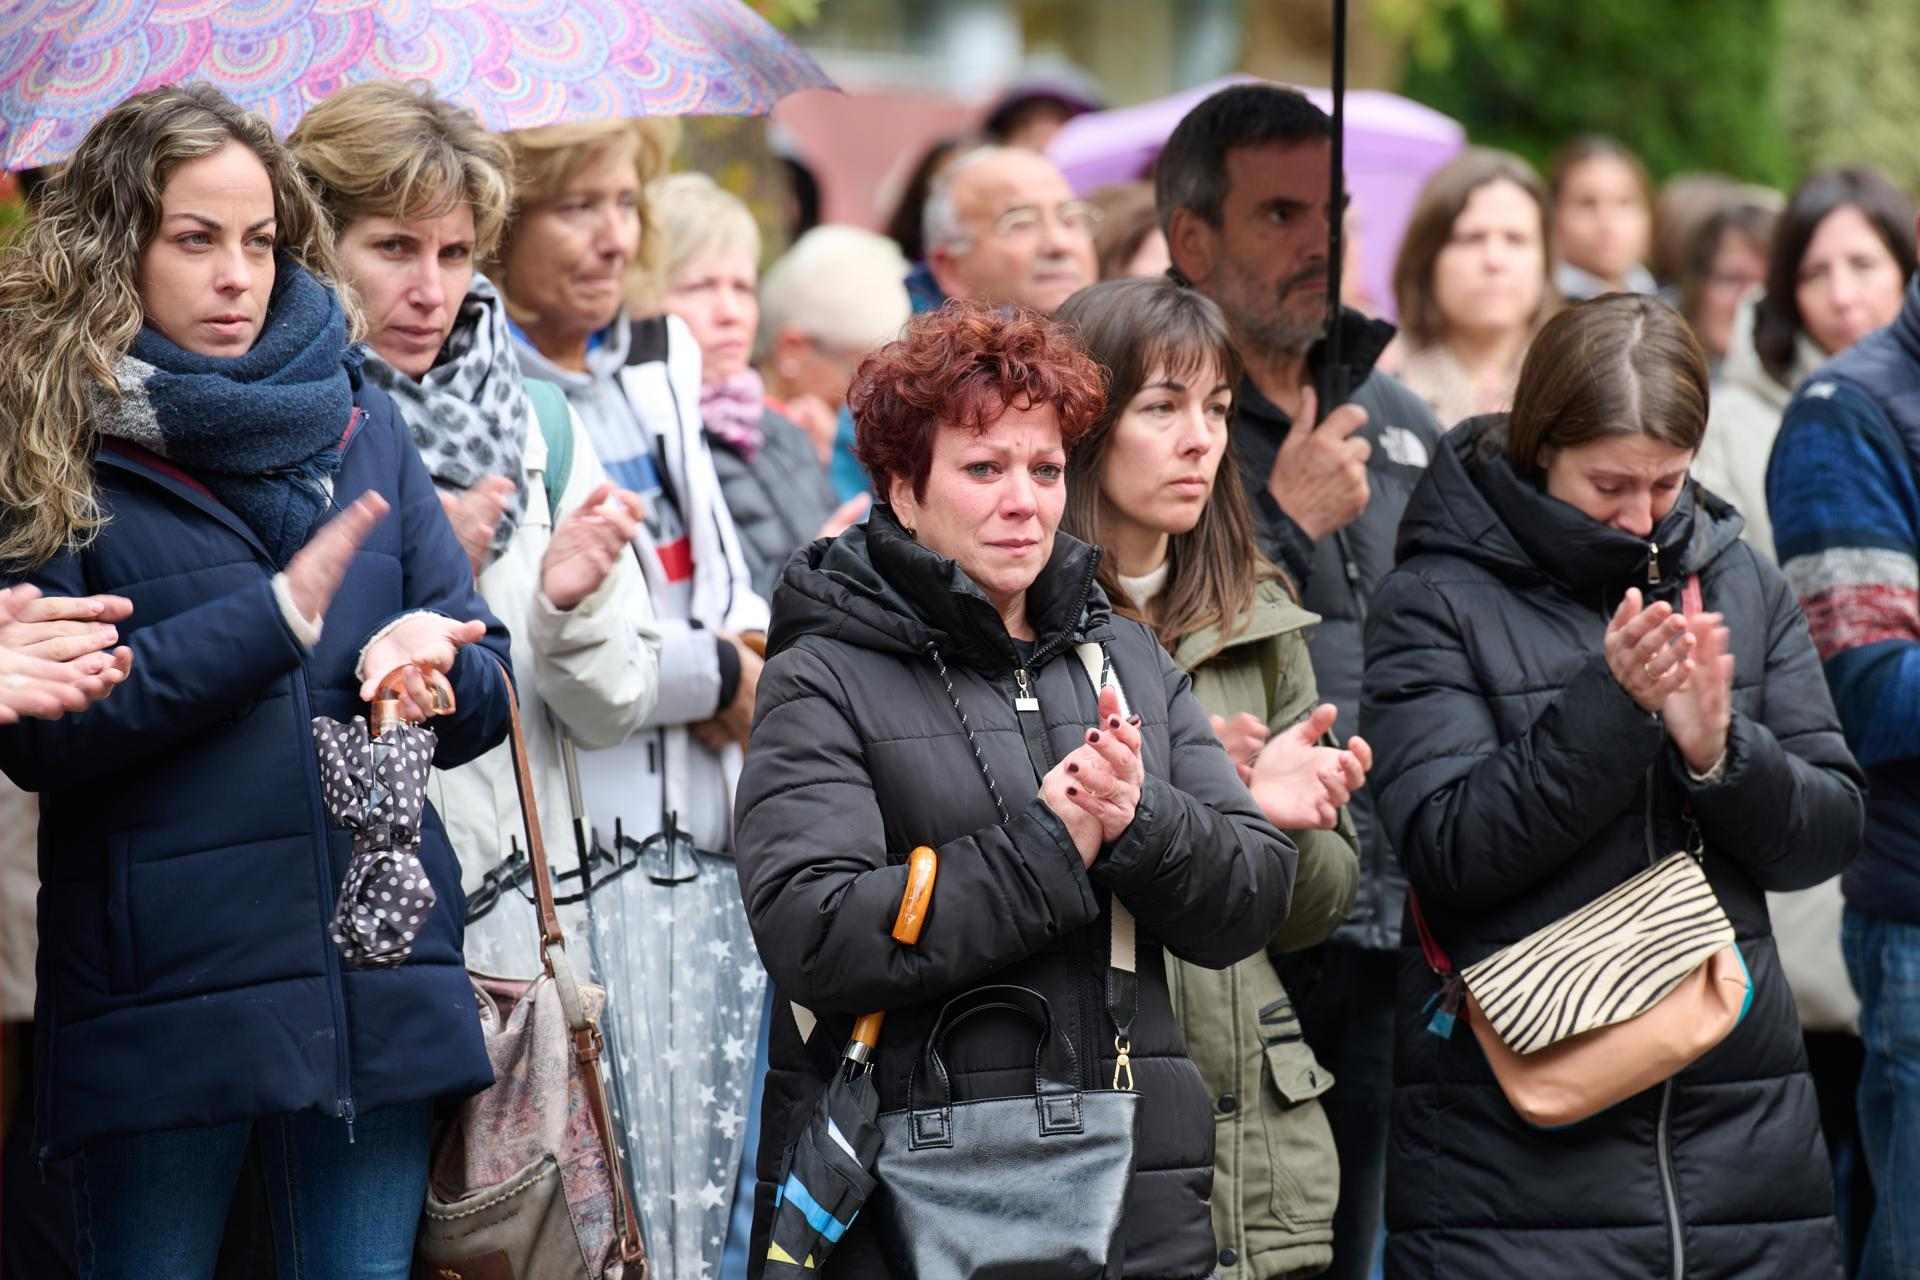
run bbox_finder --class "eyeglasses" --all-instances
[987,200,1103,245]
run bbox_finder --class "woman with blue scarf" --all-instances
[0,85,510,1279]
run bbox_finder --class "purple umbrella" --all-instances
[1047,74,1464,322]
[0,0,836,170]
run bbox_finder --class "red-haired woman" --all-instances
[735,302,1296,1277]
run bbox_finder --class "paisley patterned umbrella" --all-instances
[0,0,835,170]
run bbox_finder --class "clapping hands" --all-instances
[0,584,133,723]
[1606,588,1734,775]
[1041,686,1145,867]
[1243,704,1371,831]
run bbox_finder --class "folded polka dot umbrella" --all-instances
[0,0,836,170]
[312,713,441,969]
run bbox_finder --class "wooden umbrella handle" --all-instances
[368,662,456,736]
[847,846,939,1059]
[891,845,938,945]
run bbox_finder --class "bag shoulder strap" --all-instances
[1408,889,1453,976]
[523,379,574,520]
[1074,641,1141,1086]
[487,655,646,1264]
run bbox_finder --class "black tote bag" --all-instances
[870,983,1138,1280]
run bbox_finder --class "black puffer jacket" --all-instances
[1363,418,1864,1279]
[735,508,1296,1278]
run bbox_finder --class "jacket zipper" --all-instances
[1647,539,1662,584]
[293,666,357,1141]
[1644,765,1684,1277]
[1657,1079,1683,1279]
[1005,656,1104,1093]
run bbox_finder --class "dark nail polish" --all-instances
[1067,762,1079,774]
[1109,717,1121,729]
[1127,715,1142,726]
[1089,730,1101,743]
[1066,785,1079,797]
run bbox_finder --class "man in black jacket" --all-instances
[1157,82,1440,1280]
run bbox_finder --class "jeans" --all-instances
[1275,944,1395,1280]
[2,1022,77,1280]
[1843,907,1920,1280]
[68,1102,432,1280]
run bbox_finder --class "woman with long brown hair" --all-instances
[1056,276,1366,1279]
[1385,148,1557,429]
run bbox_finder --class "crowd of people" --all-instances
[0,65,1912,1280]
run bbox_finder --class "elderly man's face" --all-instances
[931,152,1098,315]
[1173,139,1336,359]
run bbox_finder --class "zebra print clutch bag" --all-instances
[1450,852,1751,1127]
[1463,852,1735,1055]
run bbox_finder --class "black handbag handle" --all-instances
[910,984,1080,1118]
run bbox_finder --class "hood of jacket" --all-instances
[1169,577,1319,671]
[766,504,1111,673]
[1720,294,1825,414]
[1398,414,1747,597]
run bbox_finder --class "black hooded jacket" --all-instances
[735,507,1296,1278]
[1362,418,1864,1279]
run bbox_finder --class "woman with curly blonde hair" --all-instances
[0,83,511,1278]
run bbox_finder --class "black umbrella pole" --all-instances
[1322,0,1350,414]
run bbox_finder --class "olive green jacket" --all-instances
[1165,580,1358,1279]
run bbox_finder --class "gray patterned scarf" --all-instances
[363,274,531,562]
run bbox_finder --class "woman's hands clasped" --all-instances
[1606,587,1734,775]
[1041,686,1144,868]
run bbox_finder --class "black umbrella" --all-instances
[764,845,938,1274]
[1322,0,1351,412]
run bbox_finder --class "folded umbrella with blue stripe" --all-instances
[764,845,936,1273]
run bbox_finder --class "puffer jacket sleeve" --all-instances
[1263,627,1360,952]
[524,423,661,750]
[0,560,304,791]
[735,642,1104,1016]
[1092,638,1297,969]
[1364,570,1667,914]
[1672,555,1865,890]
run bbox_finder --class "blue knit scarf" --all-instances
[94,258,357,567]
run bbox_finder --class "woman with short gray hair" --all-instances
[651,172,863,600]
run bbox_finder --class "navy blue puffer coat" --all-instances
[0,377,511,1159]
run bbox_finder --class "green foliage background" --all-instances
[1385,0,1790,186]
[1774,0,1920,194]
